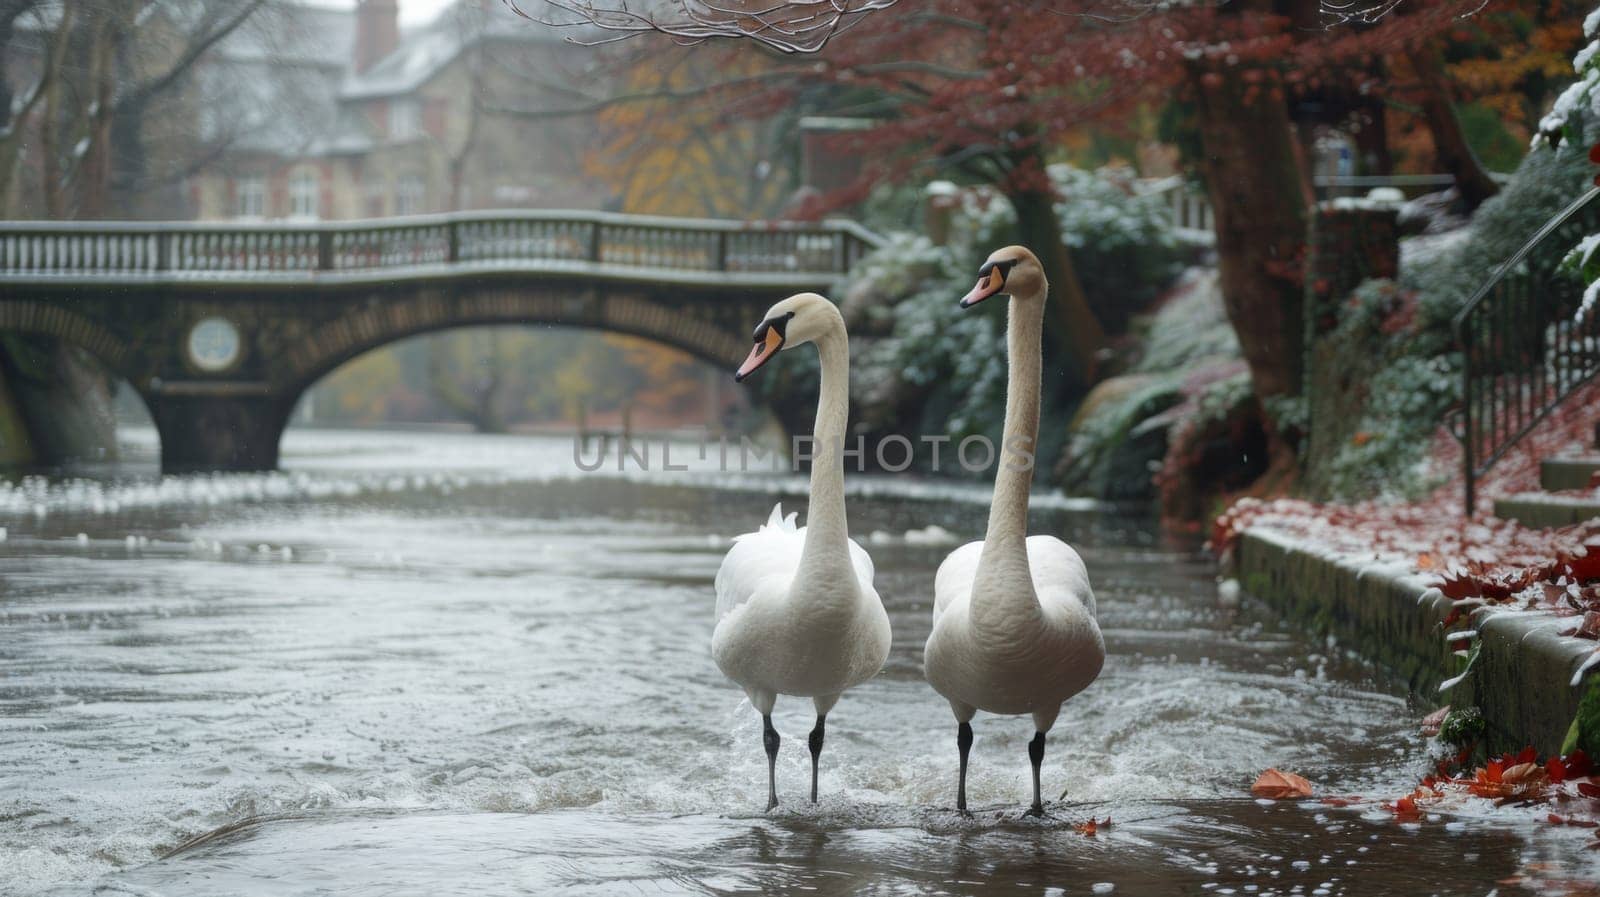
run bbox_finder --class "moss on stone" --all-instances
[1562,678,1600,757]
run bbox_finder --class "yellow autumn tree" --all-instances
[589,45,795,219]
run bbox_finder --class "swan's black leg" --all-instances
[1025,731,1046,817]
[808,715,826,803]
[956,721,973,815]
[763,714,780,811]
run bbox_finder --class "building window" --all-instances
[390,99,421,141]
[365,180,387,218]
[289,171,319,219]
[235,176,265,219]
[396,174,424,215]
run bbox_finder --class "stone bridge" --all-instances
[0,211,880,471]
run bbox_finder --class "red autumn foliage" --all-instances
[1383,748,1600,855]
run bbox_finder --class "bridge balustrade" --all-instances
[0,212,880,282]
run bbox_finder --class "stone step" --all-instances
[1541,456,1600,491]
[1495,492,1600,528]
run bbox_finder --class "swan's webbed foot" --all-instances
[763,714,780,812]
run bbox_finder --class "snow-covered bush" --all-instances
[1534,7,1600,151]
[847,234,1008,437]
[1308,16,1600,502]
[1057,269,1245,501]
[940,164,1190,331]
[834,166,1191,474]
[1538,7,1600,345]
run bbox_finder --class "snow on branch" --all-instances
[502,0,900,52]
[1316,0,1487,27]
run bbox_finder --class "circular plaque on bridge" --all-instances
[187,317,243,373]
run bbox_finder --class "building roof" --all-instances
[340,0,569,100]
[193,0,572,158]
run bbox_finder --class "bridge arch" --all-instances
[0,301,139,381]
[0,302,161,464]
[276,286,749,402]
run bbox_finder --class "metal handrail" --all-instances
[1452,187,1600,514]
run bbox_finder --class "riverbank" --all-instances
[1232,524,1599,757]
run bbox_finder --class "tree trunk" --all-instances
[1188,63,1309,408]
[1409,45,1498,212]
[1006,185,1104,394]
[427,334,506,434]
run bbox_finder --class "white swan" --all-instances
[714,291,891,810]
[923,246,1105,816]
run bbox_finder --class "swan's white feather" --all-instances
[925,534,1103,726]
[933,535,1093,622]
[711,503,888,710]
[715,503,875,622]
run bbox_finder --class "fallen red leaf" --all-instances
[1252,768,1314,799]
[1579,611,1600,641]
[1549,757,1569,783]
[1561,543,1600,582]
[1567,750,1593,778]
[1073,816,1110,836]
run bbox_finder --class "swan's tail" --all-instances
[730,503,800,543]
[762,503,799,532]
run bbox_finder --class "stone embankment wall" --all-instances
[1238,527,1592,755]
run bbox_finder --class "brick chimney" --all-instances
[354,0,399,74]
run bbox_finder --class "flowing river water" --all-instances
[3,428,1597,896]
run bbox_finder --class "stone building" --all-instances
[187,0,609,221]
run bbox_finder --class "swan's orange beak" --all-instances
[735,325,784,382]
[960,263,1006,308]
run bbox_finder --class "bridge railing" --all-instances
[0,211,882,282]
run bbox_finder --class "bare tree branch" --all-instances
[503,0,900,53]
[119,0,268,111]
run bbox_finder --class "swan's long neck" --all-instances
[794,321,853,594]
[973,287,1045,616]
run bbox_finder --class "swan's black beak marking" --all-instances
[960,259,1016,308]
[734,312,793,382]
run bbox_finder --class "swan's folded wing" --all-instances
[714,503,803,621]
[847,538,876,589]
[932,540,984,622]
[1027,534,1095,618]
